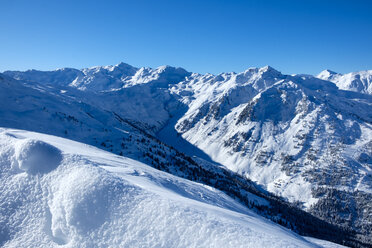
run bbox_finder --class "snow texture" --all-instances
[0,128,320,248]
[14,139,62,174]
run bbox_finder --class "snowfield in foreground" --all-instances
[0,128,339,248]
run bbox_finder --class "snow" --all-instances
[304,237,349,248]
[14,139,62,174]
[2,62,371,245]
[317,69,342,82]
[317,69,372,95]
[0,128,319,247]
[170,70,372,210]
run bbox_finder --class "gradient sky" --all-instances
[1,0,372,75]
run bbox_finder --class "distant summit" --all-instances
[317,69,372,94]
[317,69,341,81]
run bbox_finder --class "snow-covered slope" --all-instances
[4,64,190,131]
[175,74,372,203]
[172,71,372,239]
[0,72,154,157]
[317,69,372,95]
[3,63,372,246]
[0,128,318,248]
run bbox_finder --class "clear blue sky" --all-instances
[1,0,372,75]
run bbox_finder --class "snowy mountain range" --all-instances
[1,63,372,247]
[317,69,372,95]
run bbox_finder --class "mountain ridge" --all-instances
[2,62,372,246]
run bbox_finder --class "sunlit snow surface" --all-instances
[304,237,348,248]
[0,128,323,248]
[317,69,372,95]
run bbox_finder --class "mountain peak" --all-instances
[316,69,341,80]
[257,65,282,79]
[154,65,190,77]
[156,65,188,73]
[115,62,137,70]
[261,65,275,71]
[324,69,338,74]
[259,65,281,75]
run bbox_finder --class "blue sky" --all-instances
[1,0,372,75]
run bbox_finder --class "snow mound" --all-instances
[49,165,128,244]
[14,139,62,174]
